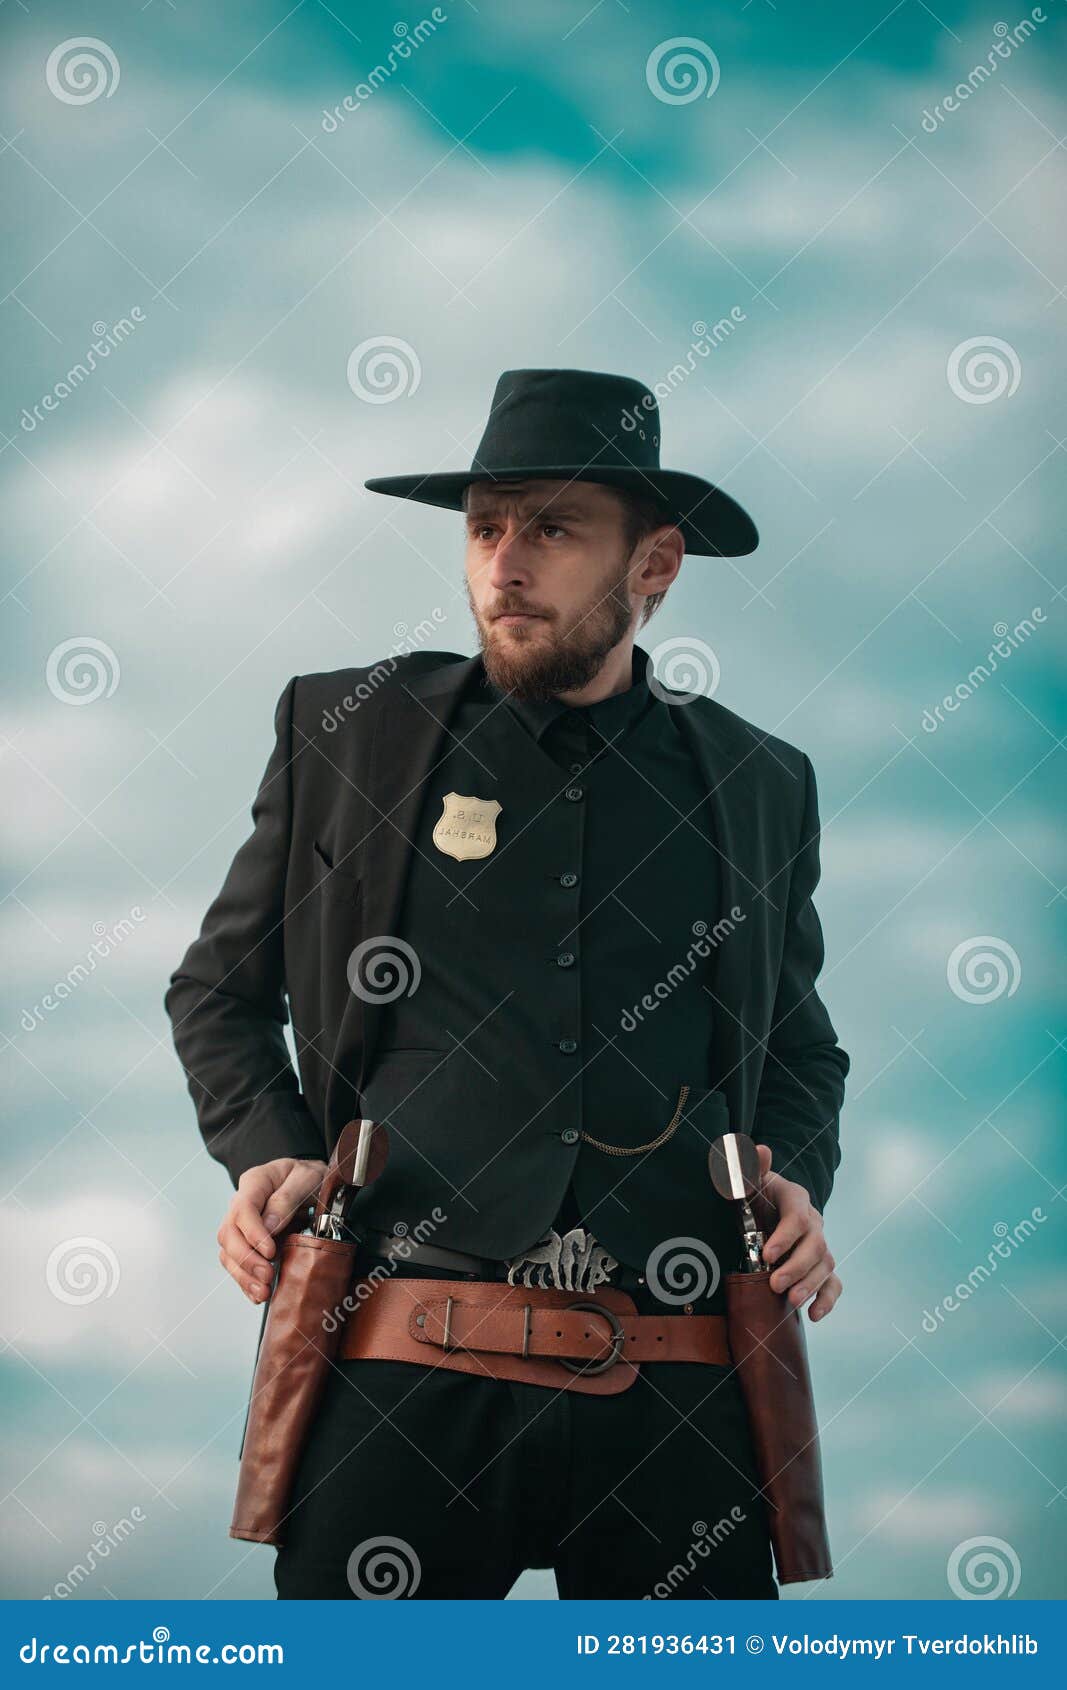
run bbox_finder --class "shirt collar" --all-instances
[473,643,654,746]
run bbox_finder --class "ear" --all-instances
[641,523,684,585]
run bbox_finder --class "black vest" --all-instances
[347,644,741,1301]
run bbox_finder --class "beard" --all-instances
[470,564,634,703]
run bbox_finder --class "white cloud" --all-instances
[0,1193,257,1375]
[970,1367,1065,1423]
[862,1126,941,1204]
[853,1486,994,1545]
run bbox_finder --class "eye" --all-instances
[541,523,565,539]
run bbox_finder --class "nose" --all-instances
[485,517,535,589]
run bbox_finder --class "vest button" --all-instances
[565,785,584,802]
[560,872,578,888]
[559,1038,578,1053]
[556,952,575,968]
[561,1128,579,1146]
[569,762,584,776]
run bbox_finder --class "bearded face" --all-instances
[469,555,634,703]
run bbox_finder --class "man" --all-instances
[166,367,849,1600]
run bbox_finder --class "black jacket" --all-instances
[165,649,850,1232]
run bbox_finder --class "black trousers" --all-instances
[274,1297,777,1600]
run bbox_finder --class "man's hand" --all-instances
[754,1144,841,1322]
[217,1157,328,1303]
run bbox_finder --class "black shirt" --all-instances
[487,647,682,1236]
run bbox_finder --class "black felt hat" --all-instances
[363,367,758,557]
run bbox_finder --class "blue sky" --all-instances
[1,0,1064,1601]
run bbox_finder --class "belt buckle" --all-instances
[559,1298,624,1376]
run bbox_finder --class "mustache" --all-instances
[489,603,551,619]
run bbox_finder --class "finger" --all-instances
[219,1246,274,1304]
[217,1221,275,1283]
[769,1234,828,1293]
[233,1167,280,1252]
[755,1143,773,1180]
[781,1251,835,1307]
[263,1164,325,1234]
[762,1205,810,1265]
[229,1193,277,1259]
[236,1164,276,1210]
[804,1251,836,1294]
[808,1273,841,1322]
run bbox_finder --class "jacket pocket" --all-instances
[375,1047,448,1058]
[312,838,362,906]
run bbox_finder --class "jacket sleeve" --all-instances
[752,753,849,1213]
[164,677,326,1187]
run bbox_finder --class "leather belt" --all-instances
[337,1277,732,1396]
[356,1227,648,1291]
[358,1228,498,1277]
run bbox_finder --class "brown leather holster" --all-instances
[230,1233,356,1546]
[723,1268,832,1584]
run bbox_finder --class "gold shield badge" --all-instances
[432,791,502,862]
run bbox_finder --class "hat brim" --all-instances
[363,465,758,557]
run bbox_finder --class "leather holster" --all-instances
[230,1233,356,1546]
[723,1267,832,1583]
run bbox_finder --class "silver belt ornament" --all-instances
[505,1225,618,1292]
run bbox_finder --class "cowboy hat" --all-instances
[363,367,758,557]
